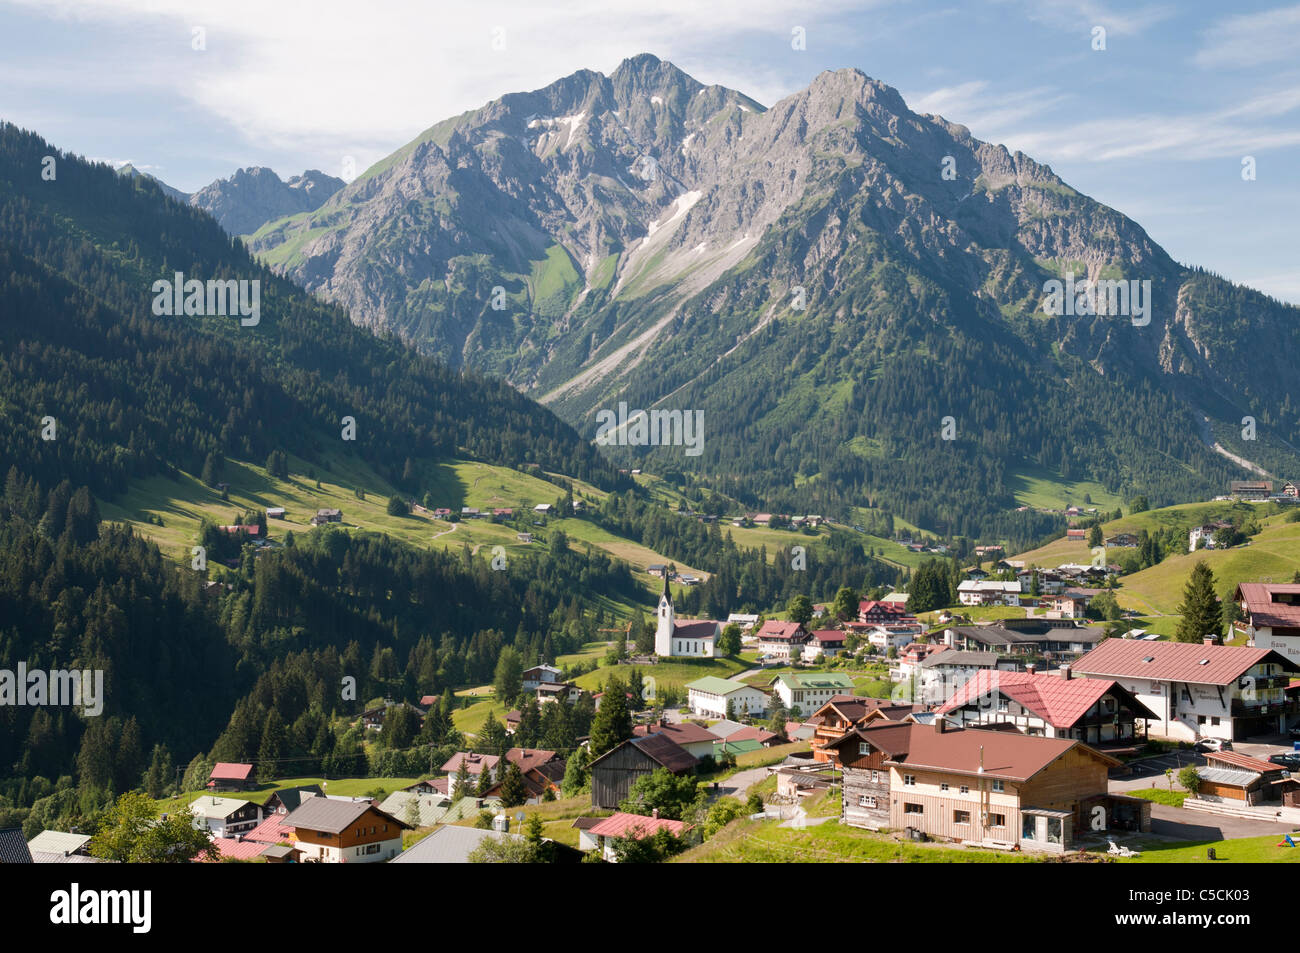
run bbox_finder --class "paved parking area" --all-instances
[1109,750,1202,792]
[1148,804,1295,840]
[1233,734,1299,759]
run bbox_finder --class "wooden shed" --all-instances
[588,735,698,810]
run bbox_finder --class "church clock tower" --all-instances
[654,570,675,656]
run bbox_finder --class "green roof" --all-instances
[771,672,855,690]
[686,676,754,696]
[713,738,764,755]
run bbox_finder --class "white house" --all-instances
[685,676,769,719]
[957,580,1022,607]
[522,664,562,692]
[186,796,261,838]
[770,672,855,714]
[1189,522,1232,552]
[1073,639,1299,741]
[867,625,921,654]
[654,576,719,657]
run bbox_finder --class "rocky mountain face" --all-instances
[244,54,1300,532]
[189,167,345,235]
[115,164,345,235]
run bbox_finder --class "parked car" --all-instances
[1195,738,1232,752]
[1269,753,1300,771]
[1288,726,1300,740]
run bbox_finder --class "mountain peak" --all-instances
[610,52,700,95]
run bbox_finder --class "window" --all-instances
[940,782,949,791]
[1046,817,1063,845]
[988,813,1006,828]
[959,785,969,794]
[365,843,381,854]
[904,803,923,815]
[1211,716,1220,726]
[858,795,877,808]
[991,780,1005,792]
[1022,815,1037,840]
[903,774,916,786]
[1197,715,1206,724]
[871,771,880,784]
[859,742,870,755]
[954,810,970,825]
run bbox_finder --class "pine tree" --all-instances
[476,757,496,797]
[561,746,590,797]
[1175,561,1223,643]
[589,675,632,757]
[498,761,527,807]
[257,710,287,782]
[454,757,472,799]
[142,743,173,799]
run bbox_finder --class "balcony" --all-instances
[1231,697,1298,716]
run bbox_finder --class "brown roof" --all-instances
[283,798,408,835]
[1073,639,1294,685]
[1205,750,1283,774]
[886,724,1118,781]
[1237,583,1300,629]
[587,734,699,774]
[810,695,917,725]
[673,620,719,640]
[633,721,720,745]
[441,751,500,775]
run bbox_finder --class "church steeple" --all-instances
[654,566,676,656]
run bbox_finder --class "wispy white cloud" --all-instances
[2,0,877,161]
[1194,4,1300,69]
[906,76,1300,163]
[997,0,1174,37]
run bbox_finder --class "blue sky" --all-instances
[2,0,1298,301]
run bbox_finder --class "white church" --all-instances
[654,573,721,658]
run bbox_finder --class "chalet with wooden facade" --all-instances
[282,798,408,863]
[808,695,919,762]
[936,667,1158,745]
[824,722,1148,851]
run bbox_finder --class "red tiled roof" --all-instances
[1073,639,1286,685]
[1205,750,1281,773]
[756,620,806,642]
[859,600,907,615]
[245,813,295,845]
[723,725,779,745]
[440,752,499,775]
[809,629,845,644]
[587,812,687,839]
[209,762,253,781]
[937,670,1148,728]
[506,748,560,774]
[205,837,270,862]
[1237,583,1300,629]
